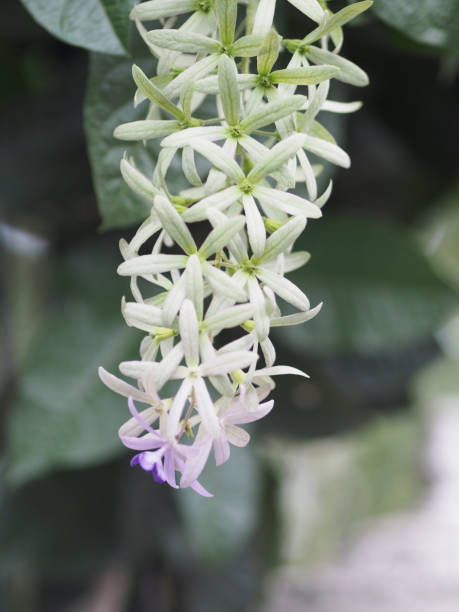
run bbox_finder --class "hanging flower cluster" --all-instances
[99,0,372,497]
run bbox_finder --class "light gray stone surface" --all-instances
[262,400,459,612]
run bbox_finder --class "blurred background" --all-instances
[1,0,459,610]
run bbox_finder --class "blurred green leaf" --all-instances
[372,0,459,50]
[84,53,158,229]
[20,0,134,55]
[411,356,459,400]
[417,181,459,293]
[275,215,458,354]
[0,463,121,573]
[178,445,260,564]
[4,239,139,487]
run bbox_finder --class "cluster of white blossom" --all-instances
[99,0,372,496]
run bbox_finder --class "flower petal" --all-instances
[213,433,231,466]
[225,424,250,447]
[179,299,200,367]
[192,377,220,437]
[200,351,258,377]
[180,435,213,487]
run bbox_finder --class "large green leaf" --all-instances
[372,0,459,49]
[4,239,139,487]
[274,215,458,354]
[84,53,156,229]
[84,53,188,230]
[417,181,459,292]
[20,0,134,55]
[178,445,260,563]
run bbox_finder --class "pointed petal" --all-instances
[270,302,322,326]
[255,185,322,218]
[162,125,226,148]
[179,435,213,487]
[164,448,178,488]
[155,342,184,391]
[202,262,247,302]
[254,365,309,378]
[185,254,204,320]
[167,377,193,439]
[248,133,306,183]
[199,215,245,258]
[225,424,250,447]
[117,254,187,276]
[200,351,258,377]
[188,139,244,183]
[257,267,310,311]
[258,216,306,263]
[154,195,197,254]
[213,433,231,466]
[192,378,221,437]
[243,194,266,257]
[98,367,153,404]
[182,186,241,222]
[179,299,200,367]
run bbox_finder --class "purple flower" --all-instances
[121,397,213,497]
[180,387,274,487]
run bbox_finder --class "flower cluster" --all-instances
[99,0,372,496]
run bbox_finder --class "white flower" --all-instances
[99,0,371,495]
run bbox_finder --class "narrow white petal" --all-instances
[206,208,247,262]
[218,333,256,354]
[183,186,240,222]
[162,272,187,326]
[248,276,269,340]
[199,215,245,258]
[164,55,219,99]
[303,135,350,168]
[258,216,306,263]
[202,263,247,302]
[192,378,220,437]
[204,303,255,333]
[122,300,164,333]
[270,302,323,326]
[254,365,309,378]
[185,254,204,320]
[98,367,153,404]
[131,0,194,21]
[154,195,197,254]
[162,126,226,148]
[248,133,307,183]
[255,185,322,218]
[322,100,363,114]
[253,0,276,34]
[120,158,160,202]
[117,254,187,276]
[200,351,258,376]
[242,194,266,257]
[297,148,317,201]
[182,145,202,187]
[257,268,310,311]
[167,377,193,439]
[179,299,200,367]
[119,360,155,381]
[288,0,324,21]
[156,343,185,391]
[188,139,244,183]
[261,337,276,367]
[315,179,333,209]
